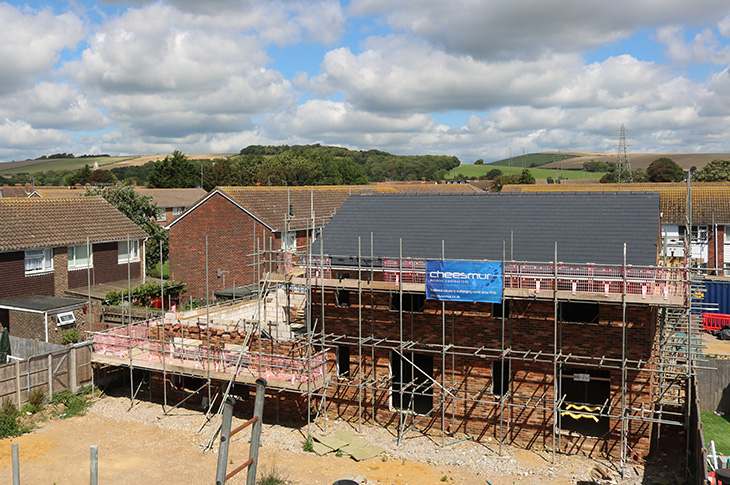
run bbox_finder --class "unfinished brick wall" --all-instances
[311,288,659,459]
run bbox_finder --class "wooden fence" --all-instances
[0,342,93,406]
[696,358,730,414]
[689,377,709,485]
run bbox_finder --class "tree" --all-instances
[84,184,168,268]
[647,158,684,182]
[88,169,117,186]
[147,150,199,188]
[517,169,535,184]
[490,174,520,192]
[474,159,484,165]
[64,164,92,186]
[485,168,503,180]
[631,168,649,183]
[694,159,730,182]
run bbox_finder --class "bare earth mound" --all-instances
[0,394,684,484]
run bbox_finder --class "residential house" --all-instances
[134,188,206,226]
[283,192,686,460]
[0,197,147,343]
[167,185,399,301]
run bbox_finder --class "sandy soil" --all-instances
[0,394,661,485]
[702,331,730,357]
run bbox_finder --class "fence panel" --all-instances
[696,358,730,414]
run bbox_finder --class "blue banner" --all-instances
[425,260,503,303]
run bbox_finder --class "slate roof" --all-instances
[0,197,148,252]
[315,193,660,266]
[502,182,730,224]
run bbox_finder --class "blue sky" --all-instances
[1,0,730,164]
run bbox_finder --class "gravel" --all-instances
[88,393,662,484]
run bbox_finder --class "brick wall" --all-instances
[310,289,658,459]
[709,225,725,273]
[53,247,68,297]
[67,242,141,289]
[0,251,54,299]
[8,307,88,344]
[169,193,275,300]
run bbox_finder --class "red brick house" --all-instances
[135,188,206,226]
[0,197,147,343]
[285,192,688,466]
[166,185,398,301]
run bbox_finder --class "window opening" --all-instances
[336,289,350,308]
[389,292,425,313]
[337,345,351,378]
[492,360,510,396]
[492,300,509,318]
[390,352,433,414]
[156,209,166,221]
[560,302,599,323]
[559,368,610,437]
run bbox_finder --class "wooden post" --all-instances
[14,361,21,406]
[69,348,78,393]
[47,354,53,397]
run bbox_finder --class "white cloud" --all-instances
[348,0,730,60]
[656,25,730,64]
[0,119,73,160]
[0,4,85,94]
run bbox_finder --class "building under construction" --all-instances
[90,191,703,475]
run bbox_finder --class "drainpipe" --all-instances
[44,312,49,343]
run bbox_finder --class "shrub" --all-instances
[52,389,91,418]
[61,328,80,344]
[302,435,314,453]
[0,399,20,438]
[29,388,45,409]
[257,464,291,485]
[21,403,36,414]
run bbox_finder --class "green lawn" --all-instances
[702,411,730,455]
[148,261,169,280]
[446,164,606,181]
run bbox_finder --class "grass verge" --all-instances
[702,411,730,455]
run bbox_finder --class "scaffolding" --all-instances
[257,229,700,479]
[88,207,702,480]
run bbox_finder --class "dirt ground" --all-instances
[0,394,670,485]
[702,331,730,357]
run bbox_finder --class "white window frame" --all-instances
[282,231,296,252]
[68,244,93,270]
[172,206,183,216]
[118,240,140,264]
[24,248,53,275]
[56,312,76,326]
[156,208,167,221]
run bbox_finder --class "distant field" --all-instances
[447,164,606,180]
[487,152,578,167]
[539,152,730,171]
[0,153,237,176]
[0,156,134,176]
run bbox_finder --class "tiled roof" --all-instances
[134,188,206,208]
[317,193,660,266]
[215,186,399,230]
[0,197,148,252]
[387,182,482,193]
[30,186,88,198]
[502,182,730,223]
[0,186,33,198]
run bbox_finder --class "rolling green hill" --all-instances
[446,164,605,180]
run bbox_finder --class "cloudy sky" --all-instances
[1,0,730,163]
